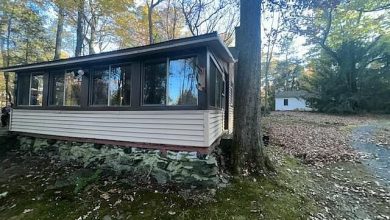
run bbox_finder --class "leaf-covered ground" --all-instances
[264,111,372,165]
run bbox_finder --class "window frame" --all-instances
[17,72,45,107]
[89,62,133,107]
[284,98,289,106]
[90,65,111,107]
[16,73,32,107]
[208,56,226,109]
[167,56,199,106]
[48,69,83,107]
[13,49,206,111]
[141,55,199,107]
[109,63,132,107]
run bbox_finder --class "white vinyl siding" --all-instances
[275,98,312,111]
[10,109,225,148]
[205,110,224,146]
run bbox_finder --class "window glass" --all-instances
[17,74,30,106]
[30,74,44,106]
[49,74,65,106]
[216,72,222,108]
[91,67,109,105]
[209,62,217,107]
[110,65,131,106]
[143,62,167,105]
[168,58,198,106]
[208,60,225,109]
[284,99,288,106]
[64,70,82,106]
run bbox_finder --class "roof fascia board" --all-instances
[2,35,235,72]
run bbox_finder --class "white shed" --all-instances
[275,91,311,111]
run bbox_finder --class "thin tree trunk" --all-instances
[263,13,280,113]
[25,39,29,64]
[89,17,96,55]
[75,0,85,57]
[54,5,65,60]
[232,0,265,174]
[165,0,171,39]
[3,16,13,103]
[148,3,154,44]
[6,18,11,67]
[147,0,163,44]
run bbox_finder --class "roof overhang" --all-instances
[1,32,235,73]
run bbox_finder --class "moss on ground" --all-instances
[0,145,317,220]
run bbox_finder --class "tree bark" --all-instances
[147,0,163,44]
[148,2,155,44]
[75,0,85,57]
[89,16,96,55]
[54,5,65,60]
[232,0,265,174]
[4,16,13,103]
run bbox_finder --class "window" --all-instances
[91,67,110,105]
[49,74,64,106]
[143,57,198,106]
[284,99,288,106]
[17,73,44,106]
[30,74,44,106]
[109,65,131,106]
[49,70,82,106]
[17,74,30,106]
[143,61,167,105]
[90,64,131,106]
[168,58,198,106]
[209,60,225,108]
[209,62,216,107]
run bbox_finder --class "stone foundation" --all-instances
[17,136,220,187]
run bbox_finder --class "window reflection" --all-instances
[209,61,224,108]
[49,70,82,106]
[209,63,217,107]
[30,74,44,106]
[143,62,167,105]
[50,74,64,106]
[216,72,223,108]
[64,70,81,106]
[168,58,198,106]
[91,67,110,106]
[110,65,131,106]
[17,74,30,106]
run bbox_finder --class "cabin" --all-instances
[1,33,236,154]
[275,90,311,111]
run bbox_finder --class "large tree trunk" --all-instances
[54,5,65,60]
[75,0,85,57]
[232,0,265,174]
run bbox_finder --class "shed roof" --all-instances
[275,90,309,99]
[0,32,235,73]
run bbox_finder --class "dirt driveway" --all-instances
[265,112,390,219]
[352,123,390,184]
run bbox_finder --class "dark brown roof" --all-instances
[1,32,235,72]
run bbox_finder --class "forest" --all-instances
[261,0,390,113]
[1,0,390,113]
